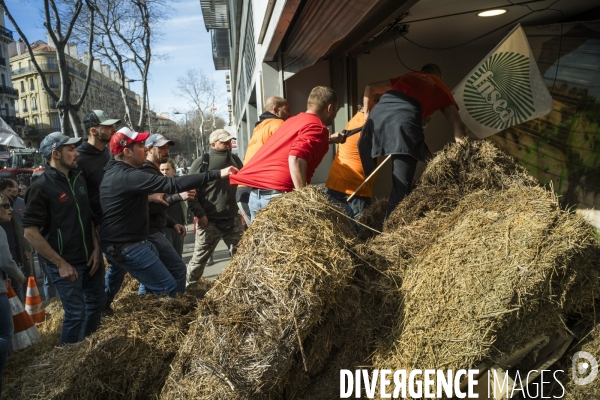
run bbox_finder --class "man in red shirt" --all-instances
[359,64,466,218]
[229,86,345,221]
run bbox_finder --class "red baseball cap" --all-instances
[109,127,151,155]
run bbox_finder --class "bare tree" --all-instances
[175,68,226,156]
[1,0,95,137]
[77,0,169,131]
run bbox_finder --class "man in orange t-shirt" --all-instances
[236,96,290,225]
[326,109,375,222]
[360,63,466,219]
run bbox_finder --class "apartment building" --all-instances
[0,6,22,131]
[200,0,600,228]
[9,39,140,146]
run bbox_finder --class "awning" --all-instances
[281,0,380,73]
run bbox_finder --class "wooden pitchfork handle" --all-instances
[347,154,392,202]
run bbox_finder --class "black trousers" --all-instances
[386,154,418,219]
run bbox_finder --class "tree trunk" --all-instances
[68,108,83,137]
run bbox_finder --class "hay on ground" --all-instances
[1,291,205,400]
[160,186,357,399]
[372,186,600,383]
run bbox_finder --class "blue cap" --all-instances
[39,132,82,157]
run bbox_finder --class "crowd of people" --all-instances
[0,65,466,393]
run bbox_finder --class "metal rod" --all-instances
[347,154,392,202]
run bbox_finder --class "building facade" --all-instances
[0,7,22,131]
[200,0,600,228]
[9,39,140,146]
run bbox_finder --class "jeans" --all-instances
[0,292,13,394]
[387,154,418,219]
[327,188,371,219]
[104,240,178,299]
[248,191,283,222]
[139,232,186,295]
[38,253,57,301]
[47,262,106,345]
[105,233,186,307]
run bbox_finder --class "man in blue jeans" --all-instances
[99,128,238,298]
[23,132,105,345]
[103,134,194,309]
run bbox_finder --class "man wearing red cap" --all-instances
[99,127,238,297]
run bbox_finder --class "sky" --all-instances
[3,0,229,125]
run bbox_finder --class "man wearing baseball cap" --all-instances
[23,132,105,345]
[186,129,243,285]
[103,133,194,306]
[77,110,121,220]
[99,127,238,297]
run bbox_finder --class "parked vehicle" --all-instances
[0,148,45,185]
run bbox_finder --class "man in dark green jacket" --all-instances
[187,129,243,285]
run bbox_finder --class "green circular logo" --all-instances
[464,52,535,129]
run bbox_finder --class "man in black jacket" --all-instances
[103,134,194,304]
[76,110,120,310]
[23,132,104,345]
[187,129,243,285]
[100,128,238,297]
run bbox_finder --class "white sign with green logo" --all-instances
[453,24,553,139]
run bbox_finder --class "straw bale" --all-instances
[546,308,600,399]
[288,248,402,400]
[419,138,538,194]
[160,186,357,399]
[2,292,203,400]
[383,187,460,233]
[373,186,600,382]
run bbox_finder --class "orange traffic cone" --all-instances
[7,282,41,351]
[25,276,46,325]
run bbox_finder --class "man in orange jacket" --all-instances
[325,108,375,223]
[236,96,290,224]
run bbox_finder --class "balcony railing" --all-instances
[0,26,13,42]
[31,106,38,111]
[26,127,61,137]
[5,116,25,126]
[0,85,19,97]
[11,63,58,76]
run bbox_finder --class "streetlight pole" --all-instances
[174,111,192,163]
[127,79,151,133]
